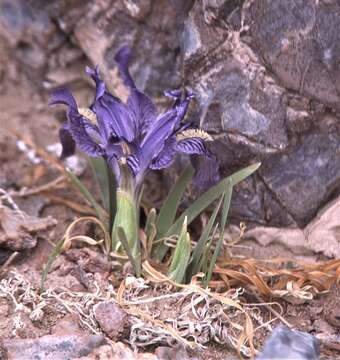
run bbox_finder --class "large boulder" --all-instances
[0,0,339,229]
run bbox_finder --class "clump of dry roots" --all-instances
[1,256,339,359]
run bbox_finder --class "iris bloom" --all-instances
[50,45,220,260]
[50,46,217,197]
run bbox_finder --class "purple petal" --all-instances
[93,92,135,143]
[106,141,124,159]
[126,154,140,176]
[51,88,103,157]
[177,137,207,155]
[68,114,103,157]
[150,137,177,170]
[193,155,220,190]
[85,66,105,100]
[137,109,178,173]
[127,89,157,134]
[114,45,136,89]
[50,88,77,108]
[59,123,76,159]
[86,66,135,142]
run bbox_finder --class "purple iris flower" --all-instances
[50,46,218,192]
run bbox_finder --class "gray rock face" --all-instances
[182,0,340,227]
[0,0,339,228]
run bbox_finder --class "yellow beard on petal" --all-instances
[176,129,213,142]
[78,108,97,124]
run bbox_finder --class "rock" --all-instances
[326,308,340,329]
[0,205,57,251]
[259,128,340,227]
[244,195,340,258]
[93,301,128,339]
[155,346,190,360]
[246,0,340,109]
[74,343,158,360]
[256,325,320,360]
[182,0,340,228]
[65,248,111,274]
[1,0,340,230]
[2,334,105,360]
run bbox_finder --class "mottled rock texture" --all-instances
[0,0,339,229]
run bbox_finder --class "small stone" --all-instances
[256,325,320,360]
[313,319,335,335]
[326,308,340,329]
[75,342,158,360]
[155,346,190,360]
[2,334,105,360]
[93,301,127,339]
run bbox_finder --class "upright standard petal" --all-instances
[93,93,135,143]
[127,89,157,135]
[86,66,135,143]
[114,45,136,89]
[137,109,179,174]
[85,66,105,100]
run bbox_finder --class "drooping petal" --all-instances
[68,114,103,157]
[114,45,136,89]
[50,88,103,158]
[193,155,220,190]
[49,88,77,108]
[176,137,207,155]
[59,123,76,159]
[149,137,177,170]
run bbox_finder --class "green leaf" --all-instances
[205,178,233,286]
[66,168,107,223]
[168,217,191,284]
[145,208,157,242]
[166,162,260,239]
[111,190,140,264]
[156,165,194,239]
[200,223,219,276]
[186,196,223,281]
[117,227,141,277]
[89,157,110,210]
[40,237,65,292]
[89,157,116,230]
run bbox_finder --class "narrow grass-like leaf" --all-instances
[117,227,141,277]
[145,208,157,240]
[186,197,223,281]
[66,168,106,223]
[89,157,110,210]
[166,163,260,239]
[156,165,194,239]
[205,178,233,286]
[168,217,191,284]
[40,237,65,291]
[200,223,219,276]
